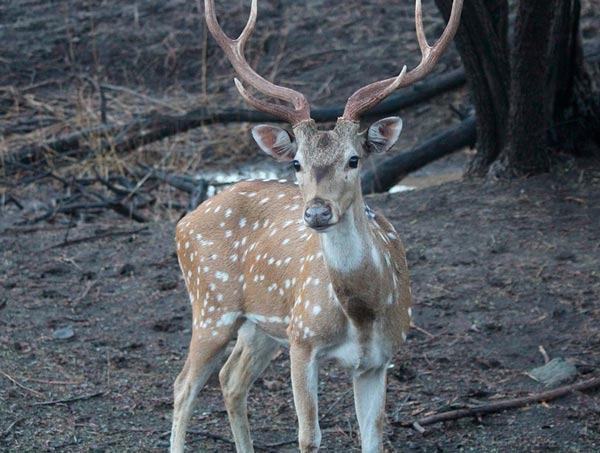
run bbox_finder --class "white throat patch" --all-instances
[320,207,381,273]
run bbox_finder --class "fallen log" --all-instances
[395,375,600,432]
[6,121,143,168]
[4,69,466,172]
[361,114,476,194]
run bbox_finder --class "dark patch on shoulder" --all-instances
[344,296,376,326]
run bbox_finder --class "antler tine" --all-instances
[237,0,257,51]
[415,0,430,57]
[342,0,463,122]
[204,0,311,125]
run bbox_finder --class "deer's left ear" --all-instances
[365,117,403,154]
[252,125,297,161]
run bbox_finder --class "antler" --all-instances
[342,0,464,122]
[204,0,311,126]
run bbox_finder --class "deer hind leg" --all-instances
[352,366,387,453]
[170,325,238,453]
[219,321,280,453]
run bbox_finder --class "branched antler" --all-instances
[204,0,311,126]
[205,0,463,126]
[342,0,464,121]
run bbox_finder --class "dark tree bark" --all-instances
[435,0,509,176]
[435,0,598,177]
[495,0,559,176]
[547,0,599,155]
[548,0,582,125]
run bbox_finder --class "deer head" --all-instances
[251,118,402,230]
[204,0,463,231]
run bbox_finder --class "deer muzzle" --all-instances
[304,198,334,231]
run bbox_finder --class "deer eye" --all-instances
[292,160,302,172]
[348,156,360,169]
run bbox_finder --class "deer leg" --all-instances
[170,328,236,453]
[219,322,279,453]
[290,345,321,453]
[352,366,387,453]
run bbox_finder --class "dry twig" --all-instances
[44,226,149,250]
[0,369,44,398]
[31,390,108,406]
[395,376,600,431]
[0,418,23,439]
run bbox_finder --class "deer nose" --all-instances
[304,199,333,229]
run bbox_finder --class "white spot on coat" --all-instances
[215,271,229,282]
[216,311,241,327]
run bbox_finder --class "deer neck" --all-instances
[319,198,378,273]
[319,195,386,324]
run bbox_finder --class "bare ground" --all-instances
[1,0,600,452]
[1,161,600,452]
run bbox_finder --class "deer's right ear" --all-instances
[252,125,297,162]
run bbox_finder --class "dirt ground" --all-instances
[1,161,599,452]
[1,0,600,452]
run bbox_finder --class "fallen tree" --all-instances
[3,68,466,174]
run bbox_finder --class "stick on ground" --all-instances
[45,227,149,250]
[396,376,600,431]
[31,390,108,406]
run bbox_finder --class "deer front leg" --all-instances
[353,366,387,453]
[290,345,321,452]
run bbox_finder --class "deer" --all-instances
[170,0,463,451]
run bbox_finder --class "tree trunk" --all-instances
[494,0,559,176]
[547,0,599,156]
[434,0,510,176]
[436,0,597,177]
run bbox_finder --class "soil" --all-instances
[1,0,599,452]
[1,161,599,453]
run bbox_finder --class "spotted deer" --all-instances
[171,0,463,451]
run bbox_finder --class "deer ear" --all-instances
[365,117,403,154]
[252,125,297,161]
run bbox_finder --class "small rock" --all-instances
[52,325,75,340]
[152,316,183,333]
[13,341,31,353]
[489,242,509,254]
[119,263,135,276]
[80,271,97,281]
[40,263,71,277]
[555,251,576,262]
[156,274,178,291]
[528,358,577,387]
